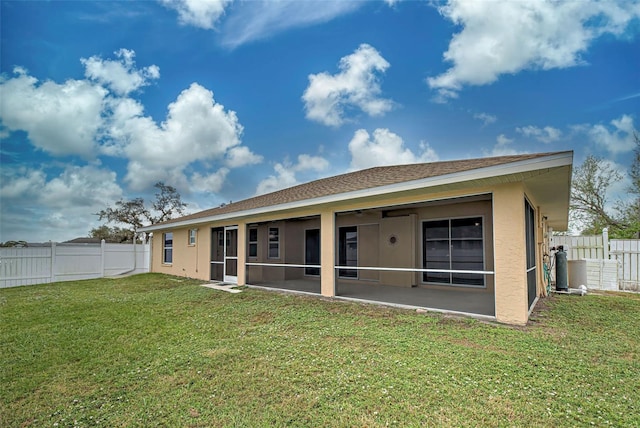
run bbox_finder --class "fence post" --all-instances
[603,228,609,260]
[50,241,57,283]
[101,239,106,277]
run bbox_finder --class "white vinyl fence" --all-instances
[552,231,639,292]
[610,240,640,291]
[0,241,150,288]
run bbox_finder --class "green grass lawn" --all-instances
[1,273,639,427]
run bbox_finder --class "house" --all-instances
[139,151,573,325]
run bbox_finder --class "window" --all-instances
[423,217,484,286]
[248,228,258,258]
[188,229,197,245]
[163,232,173,264]
[338,226,357,278]
[268,227,279,259]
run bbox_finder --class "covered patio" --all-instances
[244,276,495,318]
[142,151,574,325]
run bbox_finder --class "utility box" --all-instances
[568,259,618,291]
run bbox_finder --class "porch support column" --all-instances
[237,222,247,286]
[493,183,528,325]
[320,209,335,297]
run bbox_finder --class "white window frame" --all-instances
[163,232,173,264]
[268,227,280,259]
[248,227,258,258]
[188,229,197,246]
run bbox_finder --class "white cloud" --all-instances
[348,128,439,171]
[487,134,522,156]
[255,163,298,196]
[516,125,562,143]
[0,168,46,199]
[225,146,263,168]
[123,161,191,194]
[302,44,394,127]
[191,168,230,193]
[81,48,160,96]
[161,0,232,30]
[0,165,123,242]
[295,154,330,173]
[1,49,259,199]
[578,114,638,154]
[220,0,361,48]
[109,82,249,190]
[255,154,329,195]
[473,112,497,126]
[428,0,640,101]
[417,141,439,163]
[0,68,107,157]
[40,165,123,209]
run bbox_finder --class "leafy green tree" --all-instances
[0,240,28,247]
[89,225,134,243]
[95,182,187,241]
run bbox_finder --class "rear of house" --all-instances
[139,151,573,325]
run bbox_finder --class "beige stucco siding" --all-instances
[151,227,211,281]
[358,223,380,281]
[320,210,335,297]
[493,183,528,325]
[148,183,545,325]
[379,215,416,287]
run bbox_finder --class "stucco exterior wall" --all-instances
[151,227,211,281]
[379,215,416,287]
[320,210,335,297]
[493,183,528,325]
[359,223,380,281]
[147,182,547,325]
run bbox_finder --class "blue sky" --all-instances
[1,0,639,242]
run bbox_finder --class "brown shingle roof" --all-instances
[147,151,568,228]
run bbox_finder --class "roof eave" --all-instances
[139,151,573,232]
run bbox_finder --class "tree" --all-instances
[0,241,28,247]
[570,155,625,235]
[89,225,134,243]
[616,132,640,238]
[570,134,640,238]
[95,182,187,241]
[152,182,187,223]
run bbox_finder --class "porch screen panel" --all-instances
[305,229,320,276]
[525,200,537,307]
[211,228,224,281]
[225,228,238,279]
[423,217,484,286]
[338,226,357,278]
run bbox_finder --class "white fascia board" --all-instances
[139,152,573,232]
